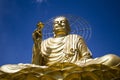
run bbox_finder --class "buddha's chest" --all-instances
[41,37,79,57]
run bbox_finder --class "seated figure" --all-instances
[0,16,120,80]
[32,16,120,67]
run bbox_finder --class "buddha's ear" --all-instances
[53,31,56,37]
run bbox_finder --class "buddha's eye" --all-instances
[61,20,65,23]
[54,21,58,25]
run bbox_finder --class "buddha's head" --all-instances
[53,16,71,37]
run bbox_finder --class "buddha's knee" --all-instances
[103,54,120,66]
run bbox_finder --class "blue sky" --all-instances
[0,0,120,66]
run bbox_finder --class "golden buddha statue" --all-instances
[0,16,120,80]
[32,16,120,67]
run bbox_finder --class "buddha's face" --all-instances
[53,17,70,37]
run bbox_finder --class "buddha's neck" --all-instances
[54,33,68,38]
[54,34,67,38]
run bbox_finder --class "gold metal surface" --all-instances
[32,16,120,66]
[0,16,120,80]
[0,63,120,80]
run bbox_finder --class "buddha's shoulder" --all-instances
[42,37,54,43]
[67,34,83,38]
[42,34,83,43]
